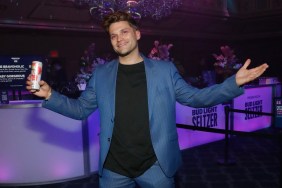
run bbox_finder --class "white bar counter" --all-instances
[0,84,277,186]
[0,100,100,186]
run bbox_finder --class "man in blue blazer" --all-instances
[26,11,268,188]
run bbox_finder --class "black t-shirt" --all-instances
[104,61,157,178]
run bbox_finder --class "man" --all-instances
[26,11,268,188]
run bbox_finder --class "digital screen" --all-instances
[0,56,45,90]
[275,98,282,116]
[275,98,282,128]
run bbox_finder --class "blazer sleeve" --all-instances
[42,71,98,120]
[171,63,244,108]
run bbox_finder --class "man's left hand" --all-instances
[236,59,269,86]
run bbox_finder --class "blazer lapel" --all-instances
[144,57,157,122]
[105,60,119,119]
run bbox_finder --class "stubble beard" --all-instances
[115,42,138,57]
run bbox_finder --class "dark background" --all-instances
[1,0,282,83]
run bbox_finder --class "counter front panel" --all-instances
[0,84,274,185]
[0,102,86,185]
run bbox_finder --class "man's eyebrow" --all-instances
[110,28,131,35]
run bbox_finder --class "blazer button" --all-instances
[108,138,111,142]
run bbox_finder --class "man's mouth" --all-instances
[117,42,127,48]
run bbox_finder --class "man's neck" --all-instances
[119,51,143,65]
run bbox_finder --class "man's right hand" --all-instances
[26,75,52,99]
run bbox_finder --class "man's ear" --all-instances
[136,30,141,40]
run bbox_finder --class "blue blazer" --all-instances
[43,55,243,177]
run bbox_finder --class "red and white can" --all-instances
[30,61,43,90]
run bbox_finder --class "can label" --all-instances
[30,61,43,90]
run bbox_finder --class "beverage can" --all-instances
[30,61,43,90]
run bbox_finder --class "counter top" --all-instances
[0,100,42,109]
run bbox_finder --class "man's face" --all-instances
[108,21,140,57]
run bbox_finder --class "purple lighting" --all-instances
[176,85,273,151]
[233,86,272,132]
[0,165,11,181]
[52,162,71,177]
[176,103,226,150]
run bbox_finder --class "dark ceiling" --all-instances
[1,0,282,39]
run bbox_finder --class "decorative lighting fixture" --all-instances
[73,0,182,21]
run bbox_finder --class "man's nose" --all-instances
[117,34,123,41]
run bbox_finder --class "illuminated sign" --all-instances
[0,56,44,90]
[176,103,225,149]
[233,86,272,132]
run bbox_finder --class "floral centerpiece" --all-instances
[148,40,173,61]
[75,43,106,90]
[213,45,242,79]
